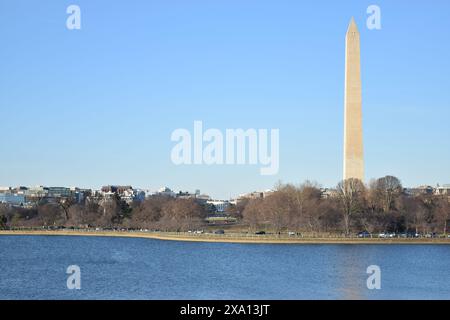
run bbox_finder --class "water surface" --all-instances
[0,236,448,299]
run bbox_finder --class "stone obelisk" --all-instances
[343,17,364,181]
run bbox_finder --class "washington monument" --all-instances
[343,18,364,181]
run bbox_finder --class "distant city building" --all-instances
[206,200,230,212]
[47,187,71,198]
[101,185,133,194]
[435,184,450,202]
[321,188,338,199]
[13,186,28,194]
[155,187,176,197]
[69,188,92,203]
[133,190,146,202]
[238,190,274,200]
[435,184,450,195]
[404,185,434,197]
[234,189,274,205]
[99,185,147,203]
[194,194,210,205]
[176,191,196,199]
[24,186,48,199]
[0,193,25,206]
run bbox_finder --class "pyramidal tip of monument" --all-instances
[347,17,359,33]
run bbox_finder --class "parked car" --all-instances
[288,231,296,236]
[255,231,266,235]
[214,229,225,235]
[406,232,419,238]
[358,231,371,238]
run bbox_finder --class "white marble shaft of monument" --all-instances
[343,18,364,181]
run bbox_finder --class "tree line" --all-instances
[0,176,449,235]
[0,194,206,232]
[240,176,449,235]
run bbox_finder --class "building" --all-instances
[238,190,274,200]
[0,193,26,206]
[24,186,49,199]
[101,185,133,194]
[176,191,196,199]
[99,185,146,203]
[154,187,176,197]
[343,17,364,181]
[435,184,450,202]
[47,187,71,198]
[194,194,210,205]
[206,200,230,213]
[13,186,28,195]
[404,186,434,197]
[70,188,92,204]
[133,190,146,202]
[234,189,274,205]
[321,188,338,199]
[435,184,450,195]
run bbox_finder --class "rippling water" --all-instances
[0,235,449,299]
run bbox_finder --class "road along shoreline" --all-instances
[1,230,450,245]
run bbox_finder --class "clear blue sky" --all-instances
[1,0,449,199]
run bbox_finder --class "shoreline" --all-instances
[1,230,450,245]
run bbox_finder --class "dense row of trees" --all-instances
[241,177,450,235]
[1,176,449,235]
[0,195,206,232]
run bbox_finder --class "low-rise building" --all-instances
[206,200,230,212]
[133,190,146,202]
[234,189,274,205]
[0,193,26,206]
[435,184,450,202]
[321,188,338,199]
[176,191,196,199]
[404,185,435,197]
[155,187,176,197]
[24,186,49,200]
[48,187,71,198]
[101,185,133,194]
[195,194,210,205]
[435,184,450,195]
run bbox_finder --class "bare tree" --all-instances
[433,196,450,235]
[337,178,366,235]
[159,198,206,232]
[38,203,65,227]
[242,199,264,231]
[130,196,168,229]
[371,176,403,213]
[263,190,293,233]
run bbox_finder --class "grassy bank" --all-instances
[1,230,450,244]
